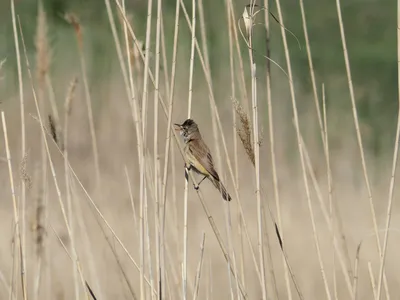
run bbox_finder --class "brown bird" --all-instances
[174,119,232,201]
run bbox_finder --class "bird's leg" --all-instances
[194,176,207,190]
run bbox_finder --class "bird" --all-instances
[174,119,232,201]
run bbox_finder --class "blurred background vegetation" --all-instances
[0,0,396,156]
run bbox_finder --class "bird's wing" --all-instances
[188,139,220,181]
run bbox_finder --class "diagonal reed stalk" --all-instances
[10,1,27,299]
[225,0,246,294]
[2,112,27,300]
[273,0,332,299]
[18,18,89,298]
[334,0,391,298]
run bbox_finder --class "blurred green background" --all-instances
[0,0,396,155]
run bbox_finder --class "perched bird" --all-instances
[174,119,232,201]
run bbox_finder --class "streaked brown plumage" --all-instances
[174,119,231,201]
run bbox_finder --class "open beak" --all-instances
[173,123,181,131]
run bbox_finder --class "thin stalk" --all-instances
[64,77,80,300]
[322,84,338,300]
[154,0,162,297]
[116,4,249,297]
[247,2,267,299]
[18,21,89,296]
[273,0,330,298]
[76,27,101,192]
[263,0,292,298]
[2,112,27,300]
[193,233,206,300]
[183,0,196,297]
[376,1,400,297]
[139,0,153,297]
[334,0,390,298]
[10,1,27,298]
[160,0,181,298]
[177,0,262,285]
[226,0,245,292]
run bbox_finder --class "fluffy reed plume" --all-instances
[65,77,78,117]
[64,13,82,50]
[19,152,32,190]
[233,99,255,165]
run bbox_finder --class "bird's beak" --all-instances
[173,123,181,131]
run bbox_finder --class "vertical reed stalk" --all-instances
[160,0,181,297]
[154,0,163,296]
[376,1,400,297]
[263,0,293,298]
[139,0,153,297]
[183,0,196,297]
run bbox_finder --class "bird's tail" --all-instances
[210,177,232,201]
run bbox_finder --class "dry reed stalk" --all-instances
[334,0,391,298]
[198,0,239,296]
[160,0,181,297]
[115,4,249,297]
[45,134,158,295]
[160,16,170,96]
[226,0,250,112]
[176,0,262,290]
[182,0,197,297]
[246,3,267,299]
[10,0,26,295]
[299,131,343,299]
[376,1,400,297]
[262,0,292,298]
[35,6,51,297]
[352,244,361,300]
[193,233,206,300]
[272,0,329,298]
[298,0,324,141]
[322,84,339,300]
[153,0,162,297]
[297,83,353,296]
[9,227,17,300]
[124,167,139,238]
[144,152,158,299]
[225,0,245,292]
[2,112,27,300]
[76,15,101,192]
[108,0,144,166]
[368,262,377,299]
[139,0,154,298]
[63,76,80,300]
[18,18,90,296]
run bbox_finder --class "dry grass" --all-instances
[0,0,399,300]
